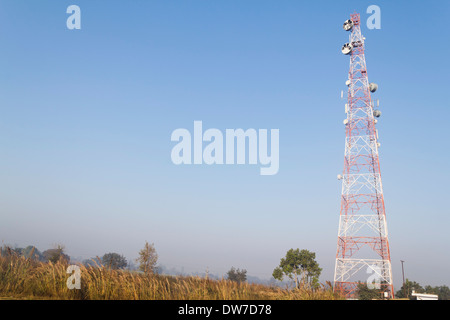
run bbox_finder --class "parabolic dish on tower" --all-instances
[341,43,353,55]
[343,19,353,31]
[369,83,378,92]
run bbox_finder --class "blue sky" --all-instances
[0,0,449,288]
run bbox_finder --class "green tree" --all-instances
[22,246,44,261]
[395,279,424,299]
[272,249,322,289]
[436,285,450,300]
[102,252,128,269]
[83,257,102,268]
[43,245,69,263]
[226,267,247,283]
[136,241,158,275]
[1,246,22,257]
[424,285,450,300]
[12,247,24,256]
[356,282,383,300]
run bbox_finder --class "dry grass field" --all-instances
[0,254,342,300]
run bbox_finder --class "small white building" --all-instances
[410,290,438,300]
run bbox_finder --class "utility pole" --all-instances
[401,260,407,298]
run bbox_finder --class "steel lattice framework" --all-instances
[333,13,394,299]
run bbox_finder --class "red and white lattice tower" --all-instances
[333,13,394,299]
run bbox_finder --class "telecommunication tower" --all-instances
[333,13,394,299]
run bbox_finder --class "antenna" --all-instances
[334,13,394,300]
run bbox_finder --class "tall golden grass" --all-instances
[0,254,342,300]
